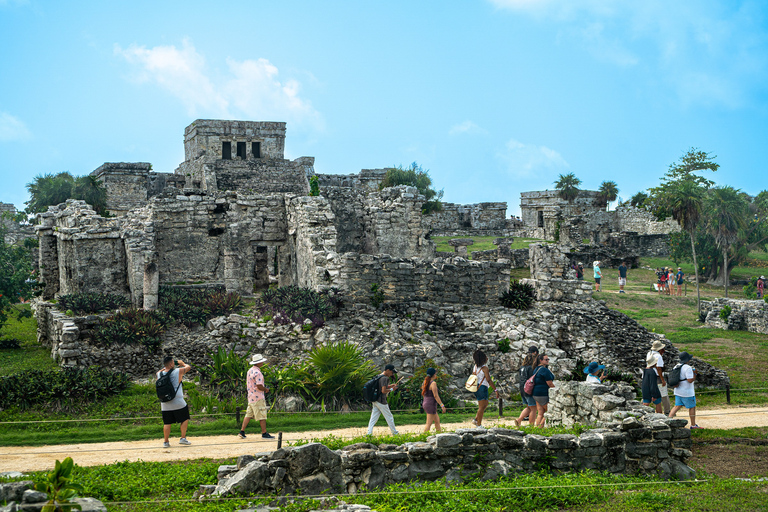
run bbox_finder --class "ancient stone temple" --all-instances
[35,120,511,308]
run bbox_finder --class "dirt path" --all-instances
[2,406,767,473]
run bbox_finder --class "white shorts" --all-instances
[618,277,626,286]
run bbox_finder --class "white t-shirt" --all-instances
[650,350,664,369]
[585,374,601,384]
[157,368,187,411]
[673,364,695,397]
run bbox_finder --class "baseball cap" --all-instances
[385,364,398,373]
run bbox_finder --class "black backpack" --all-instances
[667,364,683,388]
[363,375,383,402]
[156,369,182,402]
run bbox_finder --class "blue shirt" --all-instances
[532,366,555,396]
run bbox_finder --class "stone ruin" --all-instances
[201,381,695,500]
[701,297,768,334]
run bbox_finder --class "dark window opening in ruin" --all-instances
[222,141,232,160]
[208,227,225,237]
[213,203,229,215]
[237,142,246,159]
[255,246,267,253]
[537,211,544,228]
[252,141,261,159]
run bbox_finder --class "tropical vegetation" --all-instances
[380,162,444,214]
[554,172,581,202]
[25,172,109,216]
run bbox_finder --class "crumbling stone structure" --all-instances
[701,297,768,334]
[205,410,694,499]
[1,203,34,246]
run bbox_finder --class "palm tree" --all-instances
[597,181,619,211]
[554,173,581,203]
[630,191,648,208]
[25,172,108,216]
[665,178,707,315]
[706,186,748,298]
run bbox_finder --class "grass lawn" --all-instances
[0,304,57,376]
[431,236,546,256]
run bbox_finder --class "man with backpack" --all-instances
[157,356,192,448]
[668,351,701,429]
[366,364,400,436]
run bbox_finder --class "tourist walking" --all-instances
[618,261,628,294]
[471,349,500,427]
[648,340,670,415]
[758,276,765,299]
[576,262,584,281]
[593,261,602,292]
[157,356,192,447]
[514,346,539,427]
[669,352,700,429]
[367,364,400,435]
[641,353,663,413]
[675,267,685,296]
[584,361,605,384]
[531,353,555,427]
[238,354,274,439]
[422,367,446,433]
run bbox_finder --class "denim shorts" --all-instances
[475,385,489,401]
[522,395,536,407]
[675,395,696,408]
[643,397,662,405]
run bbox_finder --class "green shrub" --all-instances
[93,309,167,352]
[304,341,378,408]
[370,283,384,308]
[193,347,250,399]
[159,286,242,326]
[0,366,129,410]
[57,292,130,315]
[743,277,758,299]
[0,337,21,349]
[719,305,732,321]
[497,337,511,354]
[391,358,457,410]
[500,280,535,310]
[259,286,342,327]
[309,175,320,196]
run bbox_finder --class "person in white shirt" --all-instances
[669,352,700,429]
[583,361,605,384]
[648,340,670,415]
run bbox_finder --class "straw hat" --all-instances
[646,353,658,367]
[650,340,665,352]
[249,354,268,365]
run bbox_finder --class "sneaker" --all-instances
[262,432,275,439]
[690,425,703,429]
[179,438,191,445]
[238,432,247,439]
[471,419,478,426]
[162,441,170,448]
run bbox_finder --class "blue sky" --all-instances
[1,0,767,216]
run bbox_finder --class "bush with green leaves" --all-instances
[0,337,21,349]
[0,366,129,410]
[497,337,511,354]
[390,358,457,410]
[500,280,535,310]
[743,277,758,299]
[159,286,242,326]
[379,162,443,214]
[0,224,34,331]
[719,304,732,321]
[370,283,384,308]
[57,292,130,315]
[35,457,83,512]
[259,286,342,327]
[193,346,251,399]
[93,309,167,352]
[304,341,378,408]
[309,175,320,196]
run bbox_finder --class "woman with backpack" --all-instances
[531,353,555,427]
[471,349,499,427]
[514,346,539,427]
[422,367,446,433]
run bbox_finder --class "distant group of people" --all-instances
[641,341,700,429]
[656,267,685,296]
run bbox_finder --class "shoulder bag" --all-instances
[465,367,480,393]
[523,366,543,396]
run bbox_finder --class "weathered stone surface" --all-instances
[288,443,341,479]
[214,461,270,497]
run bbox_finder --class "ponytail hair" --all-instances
[421,376,431,396]
[473,349,487,367]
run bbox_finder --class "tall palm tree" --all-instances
[554,173,581,203]
[598,181,619,211]
[706,186,748,298]
[666,178,707,315]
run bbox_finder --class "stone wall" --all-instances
[337,255,510,307]
[1,203,35,247]
[208,415,694,498]
[209,158,311,195]
[525,243,593,303]
[316,169,388,191]
[184,120,286,161]
[615,206,681,235]
[286,195,341,291]
[701,297,768,334]
[425,202,509,235]
[90,163,152,216]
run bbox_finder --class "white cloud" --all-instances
[115,39,322,129]
[0,112,31,141]
[449,120,486,136]
[498,138,569,177]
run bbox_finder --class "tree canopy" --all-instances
[0,224,34,331]
[596,181,619,210]
[25,172,108,216]
[380,162,444,214]
[554,173,581,202]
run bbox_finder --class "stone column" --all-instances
[35,212,59,299]
[224,250,244,294]
[142,251,159,310]
[449,238,474,258]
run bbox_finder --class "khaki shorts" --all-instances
[245,399,267,421]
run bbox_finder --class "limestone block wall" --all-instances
[316,168,388,191]
[546,381,641,427]
[209,416,694,498]
[702,298,768,334]
[183,120,286,161]
[321,187,375,254]
[615,206,681,235]
[336,255,510,306]
[209,158,311,195]
[425,202,508,235]
[1,203,34,246]
[286,195,341,291]
[90,163,152,216]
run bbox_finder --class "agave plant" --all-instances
[500,280,535,310]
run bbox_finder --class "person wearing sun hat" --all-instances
[238,354,274,439]
[758,275,765,299]
[675,267,685,296]
[648,340,670,415]
[669,352,700,429]
[593,260,602,292]
[641,353,663,413]
[583,361,605,384]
